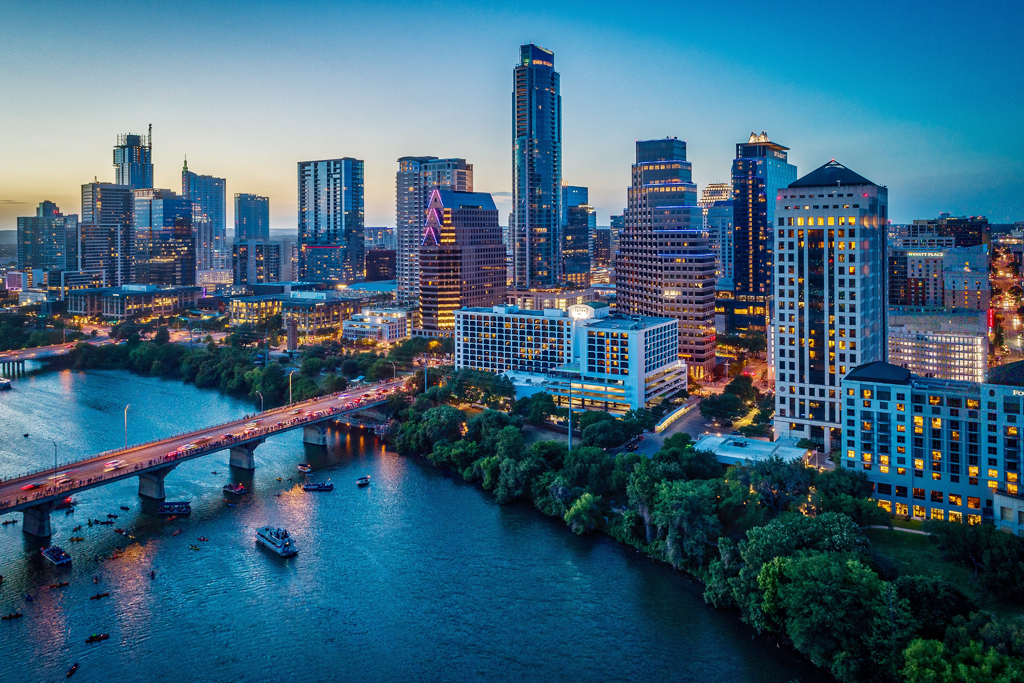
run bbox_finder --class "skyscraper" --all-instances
[234,193,270,242]
[609,214,624,264]
[297,157,364,284]
[700,183,734,282]
[731,132,797,330]
[113,126,153,190]
[17,201,79,272]
[617,138,716,378]
[182,160,228,275]
[564,204,595,286]
[512,44,562,289]
[132,189,195,286]
[395,156,473,304]
[81,182,134,286]
[772,160,888,451]
[419,189,507,331]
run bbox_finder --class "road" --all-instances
[0,337,111,363]
[0,379,404,517]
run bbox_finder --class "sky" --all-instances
[1,0,1022,233]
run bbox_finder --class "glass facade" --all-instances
[16,201,79,273]
[730,133,796,331]
[182,162,227,272]
[297,157,364,284]
[132,190,196,286]
[234,193,270,242]
[113,129,153,190]
[513,44,562,289]
[81,183,133,286]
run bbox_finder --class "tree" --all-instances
[892,576,977,641]
[766,553,916,683]
[742,455,814,516]
[723,375,757,404]
[154,327,170,345]
[621,407,657,436]
[581,419,630,449]
[564,493,603,535]
[652,479,720,568]
[699,392,744,421]
[577,410,616,432]
[903,638,1024,683]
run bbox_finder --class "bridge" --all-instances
[0,339,112,377]
[0,379,403,537]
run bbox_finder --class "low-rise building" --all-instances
[341,307,410,343]
[888,309,988,383]
[692,434,809,466]
[282,293,358,341]
[67,284,202,320]
[505,286,600,311]
[228,295,282,327]
[454,302,687,413]
[840,360,1024,532]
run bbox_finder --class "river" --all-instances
[0,369,827,682]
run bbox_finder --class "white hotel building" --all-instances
[454,302,687,413]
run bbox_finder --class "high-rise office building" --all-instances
[617,138,716,378]
[232,240,282,285]
[419,189,507,331]
[234,193,269,242]
[772,160,888,451]
[512,44,562,289]
[609,214,624,264]
[80,182,134,286]
[182,160,228,275]
[297,157,364,284]
[17,201,79,273]
[132,189,196,286]
[561,184,588,226]
[113,126,153,190]
[593,227,611,267]
[395,156,473,304]
[907,216,990,247]
[364,226,395,251]
[365,248,397,282]
[564,204,594,286]
[731,132,797,330]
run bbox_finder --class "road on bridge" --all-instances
[0,337,112,363]
[0,379,404,518]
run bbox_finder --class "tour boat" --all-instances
[296,464,312,474]
[54,496,77,510]
[0,378,11,390]
[157,501,191,516]
[256,526,298,557]
[41,546,72,566]
[301,482,334,492]
[356,475,371,487]
[85,633,109,643]
[222,483,248,496]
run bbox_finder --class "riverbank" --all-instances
[388,395,1024,683]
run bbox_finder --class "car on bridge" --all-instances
[104,460,127,472]
[20,482,44,491]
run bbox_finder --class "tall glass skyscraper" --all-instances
[17,201,79,273]
[617,138,717,379]
[395,156,473,304]
[298,157,364,284]
[730,131,796,330]
[113,125,153,190]
[81,182,134,286]
[132,189,195,286]
[182,160,227,274]
[512,44,561,289]
[234,193,270,242]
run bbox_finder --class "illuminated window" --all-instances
[931,508,945,521]
[988,468,999,479]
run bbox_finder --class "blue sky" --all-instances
[1,0,1022,231]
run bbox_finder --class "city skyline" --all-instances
[2,1,1022,234]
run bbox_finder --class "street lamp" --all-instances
[256,391,264,413]
[390,361,396,380]
[288,371,296,404]
[124,404,131,450]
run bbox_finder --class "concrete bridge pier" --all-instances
[138,464,177,499]
[23,501,56,538]
[302,423,329,446]
[229,440,263,470]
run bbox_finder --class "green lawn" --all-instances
[865,528,1020,619]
